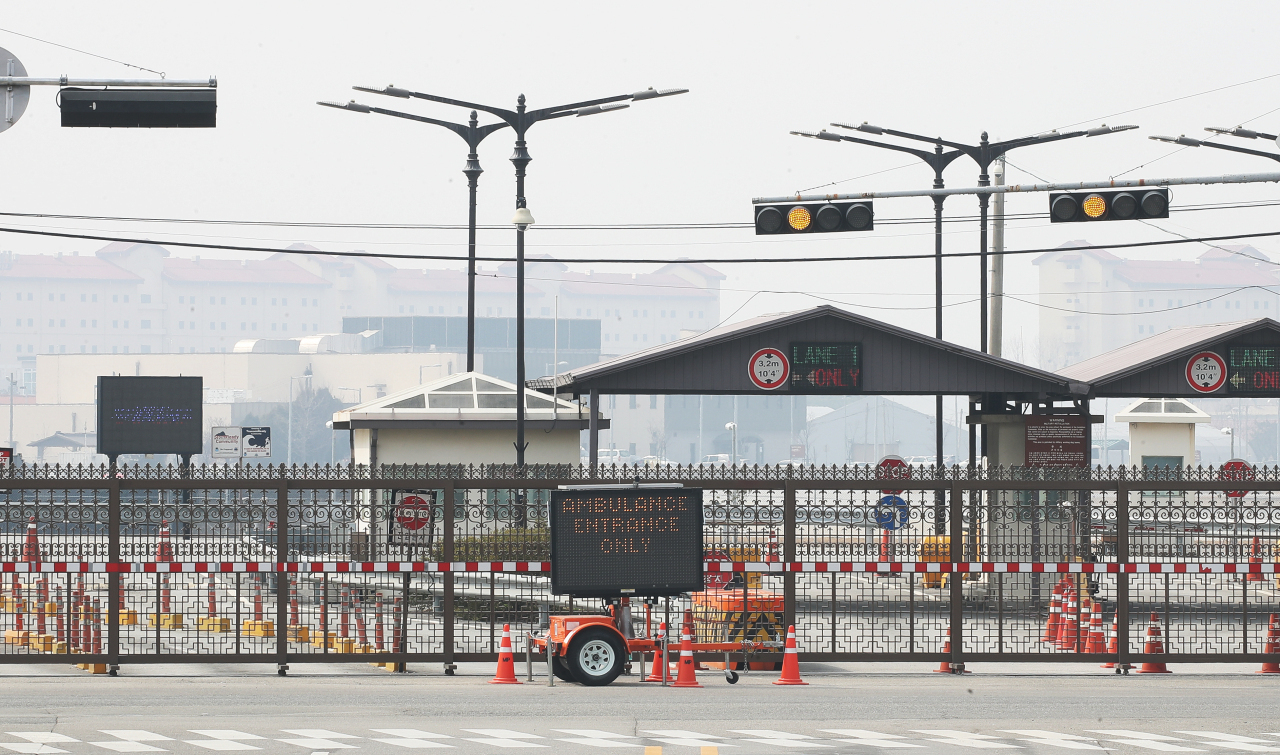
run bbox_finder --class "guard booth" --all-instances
[529,305,1090,620]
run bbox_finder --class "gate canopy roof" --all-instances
[1059,318,1280,398]
[530,306,1083,399]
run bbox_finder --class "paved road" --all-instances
[2,662,1278,755]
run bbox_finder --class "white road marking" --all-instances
[913,732,1019,750]
[1089,734,1186,743]
[88,744,166,754]
[553,740,641,749]
[276,741,356,751]
[6,736,79,745]
[370,741,453,750]
[552,733,636,741]
[99,734,173,743]
[642,733,727,741]
[1000,731,1110,750]
[188,733,266,742]
[729,732,817,741]
[460,741,545,749]
[461,732,543,741]
[1175,735,1280,753]
[281,733,359,742]
[183,742,260,752]
[647,741,735,749]
[1178,737,1275,745]
[371,732,452,741]
[0,746,70,755]
[820,731,921,749]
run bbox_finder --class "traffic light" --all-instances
[60,88,217,128]
[1048,189,1168,223]
[754,201,874,235]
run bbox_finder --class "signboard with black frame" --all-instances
[550,486,703,598]
[96,376,202,458]
[790,342,862,393]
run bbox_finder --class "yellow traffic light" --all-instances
[1082,194,1107,219]
[787,206,812,231]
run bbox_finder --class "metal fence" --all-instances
[1,462,1278,673]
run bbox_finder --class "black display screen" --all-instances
[97,376,203,456]
[790,342,862,393]
[550,488,704,598]
[1227,347,1280,394]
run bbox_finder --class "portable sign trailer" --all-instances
[532,484,782,685]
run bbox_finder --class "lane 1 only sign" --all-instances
[749,348,789,390]
[1186,351,1227,393]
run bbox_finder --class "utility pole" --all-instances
[989,154,1006,358]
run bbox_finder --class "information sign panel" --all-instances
[97,376,202,457]
[0,448,11,468]
[789,342,861,393]
[1227,346,1280,394]
[241,427,272,458]
[1025,415,1088,468]
[550,487,704,598]
[1186,351,1227,393]
[211,427,242,459]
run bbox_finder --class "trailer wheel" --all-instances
[553,655,576,682]
[566,628,625,686]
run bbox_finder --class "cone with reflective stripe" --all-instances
[1084,602,1106,655]
[1055,587,1079,650]
[1257,614,1280,674]
[22,518,40,565]
[1043,580,1064,643]
[672,621,702,688]
[1247,536,1263,582]
[1101,612,1118,668]
[489,623,521,684]
[773,624,807,685]
[1136,612,1171,673]
[643,621,672,682]
[156,520,174,562]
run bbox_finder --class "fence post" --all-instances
[443,481,456,675]
[276,481,289,676]
[107,478,121,676]
[948,483,964,673]
[783,482,796,633]
[1115,483,1130,673]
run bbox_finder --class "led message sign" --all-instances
[789,342,862,393]
[1227,347,1280,394]
[550,488,704,598]
[97,376,203,457]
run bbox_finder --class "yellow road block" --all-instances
[241,620,274,637]
[197,617,231,633]
[148,613,184,630]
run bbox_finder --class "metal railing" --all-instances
[1,462,1277,672]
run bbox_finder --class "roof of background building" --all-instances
[162,257,332,286]
[1058,318,1276,386]
[0,252,143,282]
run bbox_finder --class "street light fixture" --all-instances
[725,422,738,467]
[354,84,688,471]
[1150,128,1280,163]
[317,97,510,373]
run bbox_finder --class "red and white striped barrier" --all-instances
[0,560,1275,574]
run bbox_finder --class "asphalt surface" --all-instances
[1,662,1278,755]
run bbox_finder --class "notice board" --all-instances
[550,487,704,598]
[1025,415,1088,468]
[97,376,202,457]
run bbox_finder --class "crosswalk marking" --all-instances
[370,740,452,750]
[459,741,544,749]
[98,736,171,744]
[913,731,1020,750]
[642,733,732,749]
[1090,733,1186,742]
[0,746,70,755]
[275,741,356,751]
[727,731,828,749]
[551,730,640,748]
[1174,734,1280,753]
[820,730,921,749]
[87,744,165,753]
[187,734,264,742]
[182,742,259,752]
[460,733,541,742]
[7,736,79,745]
[280,733,359,742]
[1000,731,1110,750]
[370,733,451,741]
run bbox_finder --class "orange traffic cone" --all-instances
[643,621,672,682]
[1136,612,1171,673]
[1257,614,1280,674]
[1247,537,1263,582]
[933,628,969,673]
[672,621,702,688]
[156,520,174,562]
[773,624,808,685]
[1043,580,1064,643]
[1056,588,1079,650]
[22,518,40,565]
[1101,612,1118,669]
[489,623,521,684]
[1084,603,1106,654]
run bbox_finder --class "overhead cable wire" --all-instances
[0,26,165,76]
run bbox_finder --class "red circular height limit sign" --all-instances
[1186,351,1227,393]
[748,348,789,390]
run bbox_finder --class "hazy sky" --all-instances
[4,1,1279,363]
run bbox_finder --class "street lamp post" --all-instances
[318,98,509,373]
[1151,126,1280,163]
[354,85,687,470]
[725,422,738,467]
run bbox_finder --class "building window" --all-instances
[281,323,287,332]
[282,298,288,306]
[123,295,129,303]
[302,299,308,307]
[399,305,404,313]
[113,320,119,328]
[252,323,257,331]
[272,298,277,306]
[643,310,648,317]
[221,322,226,330]
[113,295,119,303]
[209,322,215,329]
[633,334,638,341]
[541,307,550,316]
[91,346,96,354]
[179,322,185,330]
[241,323,246,330]
[221,297,226,305]
[209,296,215,305]
[272,323,277,331]
[141,320,151,329]
[629,395,637,409]
[252,298,257,305]
[312,323,318,331]
[241,297,247,305]
[141,345,151,354]
[312,299,317,306]
[141,294,151,304]
[650,395,658,409]
[179,296,185,304]
[643,334,648,342]
[80,320,86,327]
[91,320,96,327]
[92,294,97,303]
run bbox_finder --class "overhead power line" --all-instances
[2,223,1280,266]
[0,26,165,76]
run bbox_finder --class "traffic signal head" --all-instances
[1049,189,1168,223]
[755,201,873,235]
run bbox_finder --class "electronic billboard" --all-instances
[97,376,203,457]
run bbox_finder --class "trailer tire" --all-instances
[553,655,576,682]
[566,628,625,686]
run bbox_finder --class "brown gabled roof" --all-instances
[162,257,331,286]
[0,253,143,282]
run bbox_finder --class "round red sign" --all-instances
[1219,458,1255,498]
[748,348,790,390]
[876,455,911,495]
[395,495,434,531]
[1186,351,1227,393]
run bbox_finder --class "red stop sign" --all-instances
[1219,459,1255,498]
[704,549,733,589]
[396,495,434,531]
[876,455,911,495]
